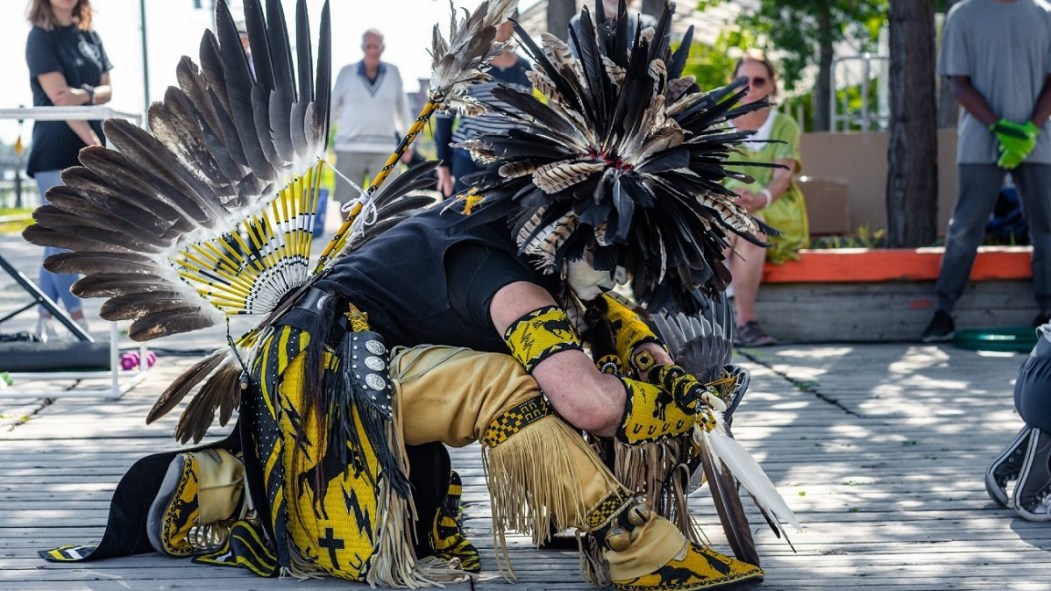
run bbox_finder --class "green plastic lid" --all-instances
[954,326,1038,352]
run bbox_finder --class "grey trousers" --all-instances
[936,163,1051,313]
[333,150,403,206]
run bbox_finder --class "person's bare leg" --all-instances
[730,236,767,324]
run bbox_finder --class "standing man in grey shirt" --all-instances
[922,0,1051,342]
[330,29,413,214]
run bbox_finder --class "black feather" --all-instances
[290,0,313,160]
[177,357,241,443]
[32,214,166,254]
[45,255,165,282]
[61,166,191,234]
[99,290,193,321]
[243,0,274,91]
[569,8,606,129]
[78,146,211,228]
[308,1,331,151]
[72,273,176,298]
[266,0,296,158]
[668,25,693,79]
[40,186,174,240]
[216,0,275,180]
[148,349,228,424]
[150,89,230,190]
[243,0,281,168]
[129,307,215,342]
[22,224,135,254]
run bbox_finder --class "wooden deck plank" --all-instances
[4,342,1051,590]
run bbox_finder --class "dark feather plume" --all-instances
[176,356,242,443]
[148,349,229,424]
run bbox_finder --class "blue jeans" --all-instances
[450,148,481,195]
[34,169,83,316]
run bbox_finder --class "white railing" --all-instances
[0,106,141,124]
[830,53,890,132]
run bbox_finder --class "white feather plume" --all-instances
[695,415,803,531]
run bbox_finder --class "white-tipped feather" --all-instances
[696,418,803,531]
[428,0,518,110]
[521,212,579,273]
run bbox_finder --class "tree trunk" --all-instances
[812,1,834,132]
[547,0,576,41]
[936,0,961,128]
[886,0,938,247]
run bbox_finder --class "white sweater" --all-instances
[331,61,413,153]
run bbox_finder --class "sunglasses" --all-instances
[747,76,768,89]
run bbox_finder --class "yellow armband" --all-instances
[503,305,585,373]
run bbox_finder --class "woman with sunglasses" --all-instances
[723,50,809,347]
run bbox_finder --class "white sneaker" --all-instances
[34,317,58,343]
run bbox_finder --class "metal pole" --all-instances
[861,54,871,131]
[829,59,837,132]
[140,0,150,113]
[14,109,23,208]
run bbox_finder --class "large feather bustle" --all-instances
[22,0,333,344]
[455,0,774,313]
[428,0,518,113]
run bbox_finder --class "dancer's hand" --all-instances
[437,166,455,197]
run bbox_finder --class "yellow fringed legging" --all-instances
[388,345,686,580]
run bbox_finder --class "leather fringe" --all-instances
[481,416,595,579]
[366,419,466,588]
[612,436,701,544]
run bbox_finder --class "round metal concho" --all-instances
[365,373,387,391]
[364,356,386,372]
[365,340,386,356]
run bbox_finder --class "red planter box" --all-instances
[762,246,1033,284]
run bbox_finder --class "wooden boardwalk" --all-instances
[3,341,1051,591]
[4,231,1051,590]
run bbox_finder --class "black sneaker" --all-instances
[1013,428,1051,522]
[921,310,955,343]
[985,426,1033,507]
[735,321,776,347]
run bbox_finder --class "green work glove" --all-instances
[991,119,1039,170]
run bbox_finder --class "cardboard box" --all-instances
[798,175,851,235]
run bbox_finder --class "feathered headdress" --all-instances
[452,0,776,313]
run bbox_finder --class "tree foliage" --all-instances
[698,1,885,89]
[678,29,757,92]
[697,0,886,130]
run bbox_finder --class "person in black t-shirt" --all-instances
[25,0,112,340]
